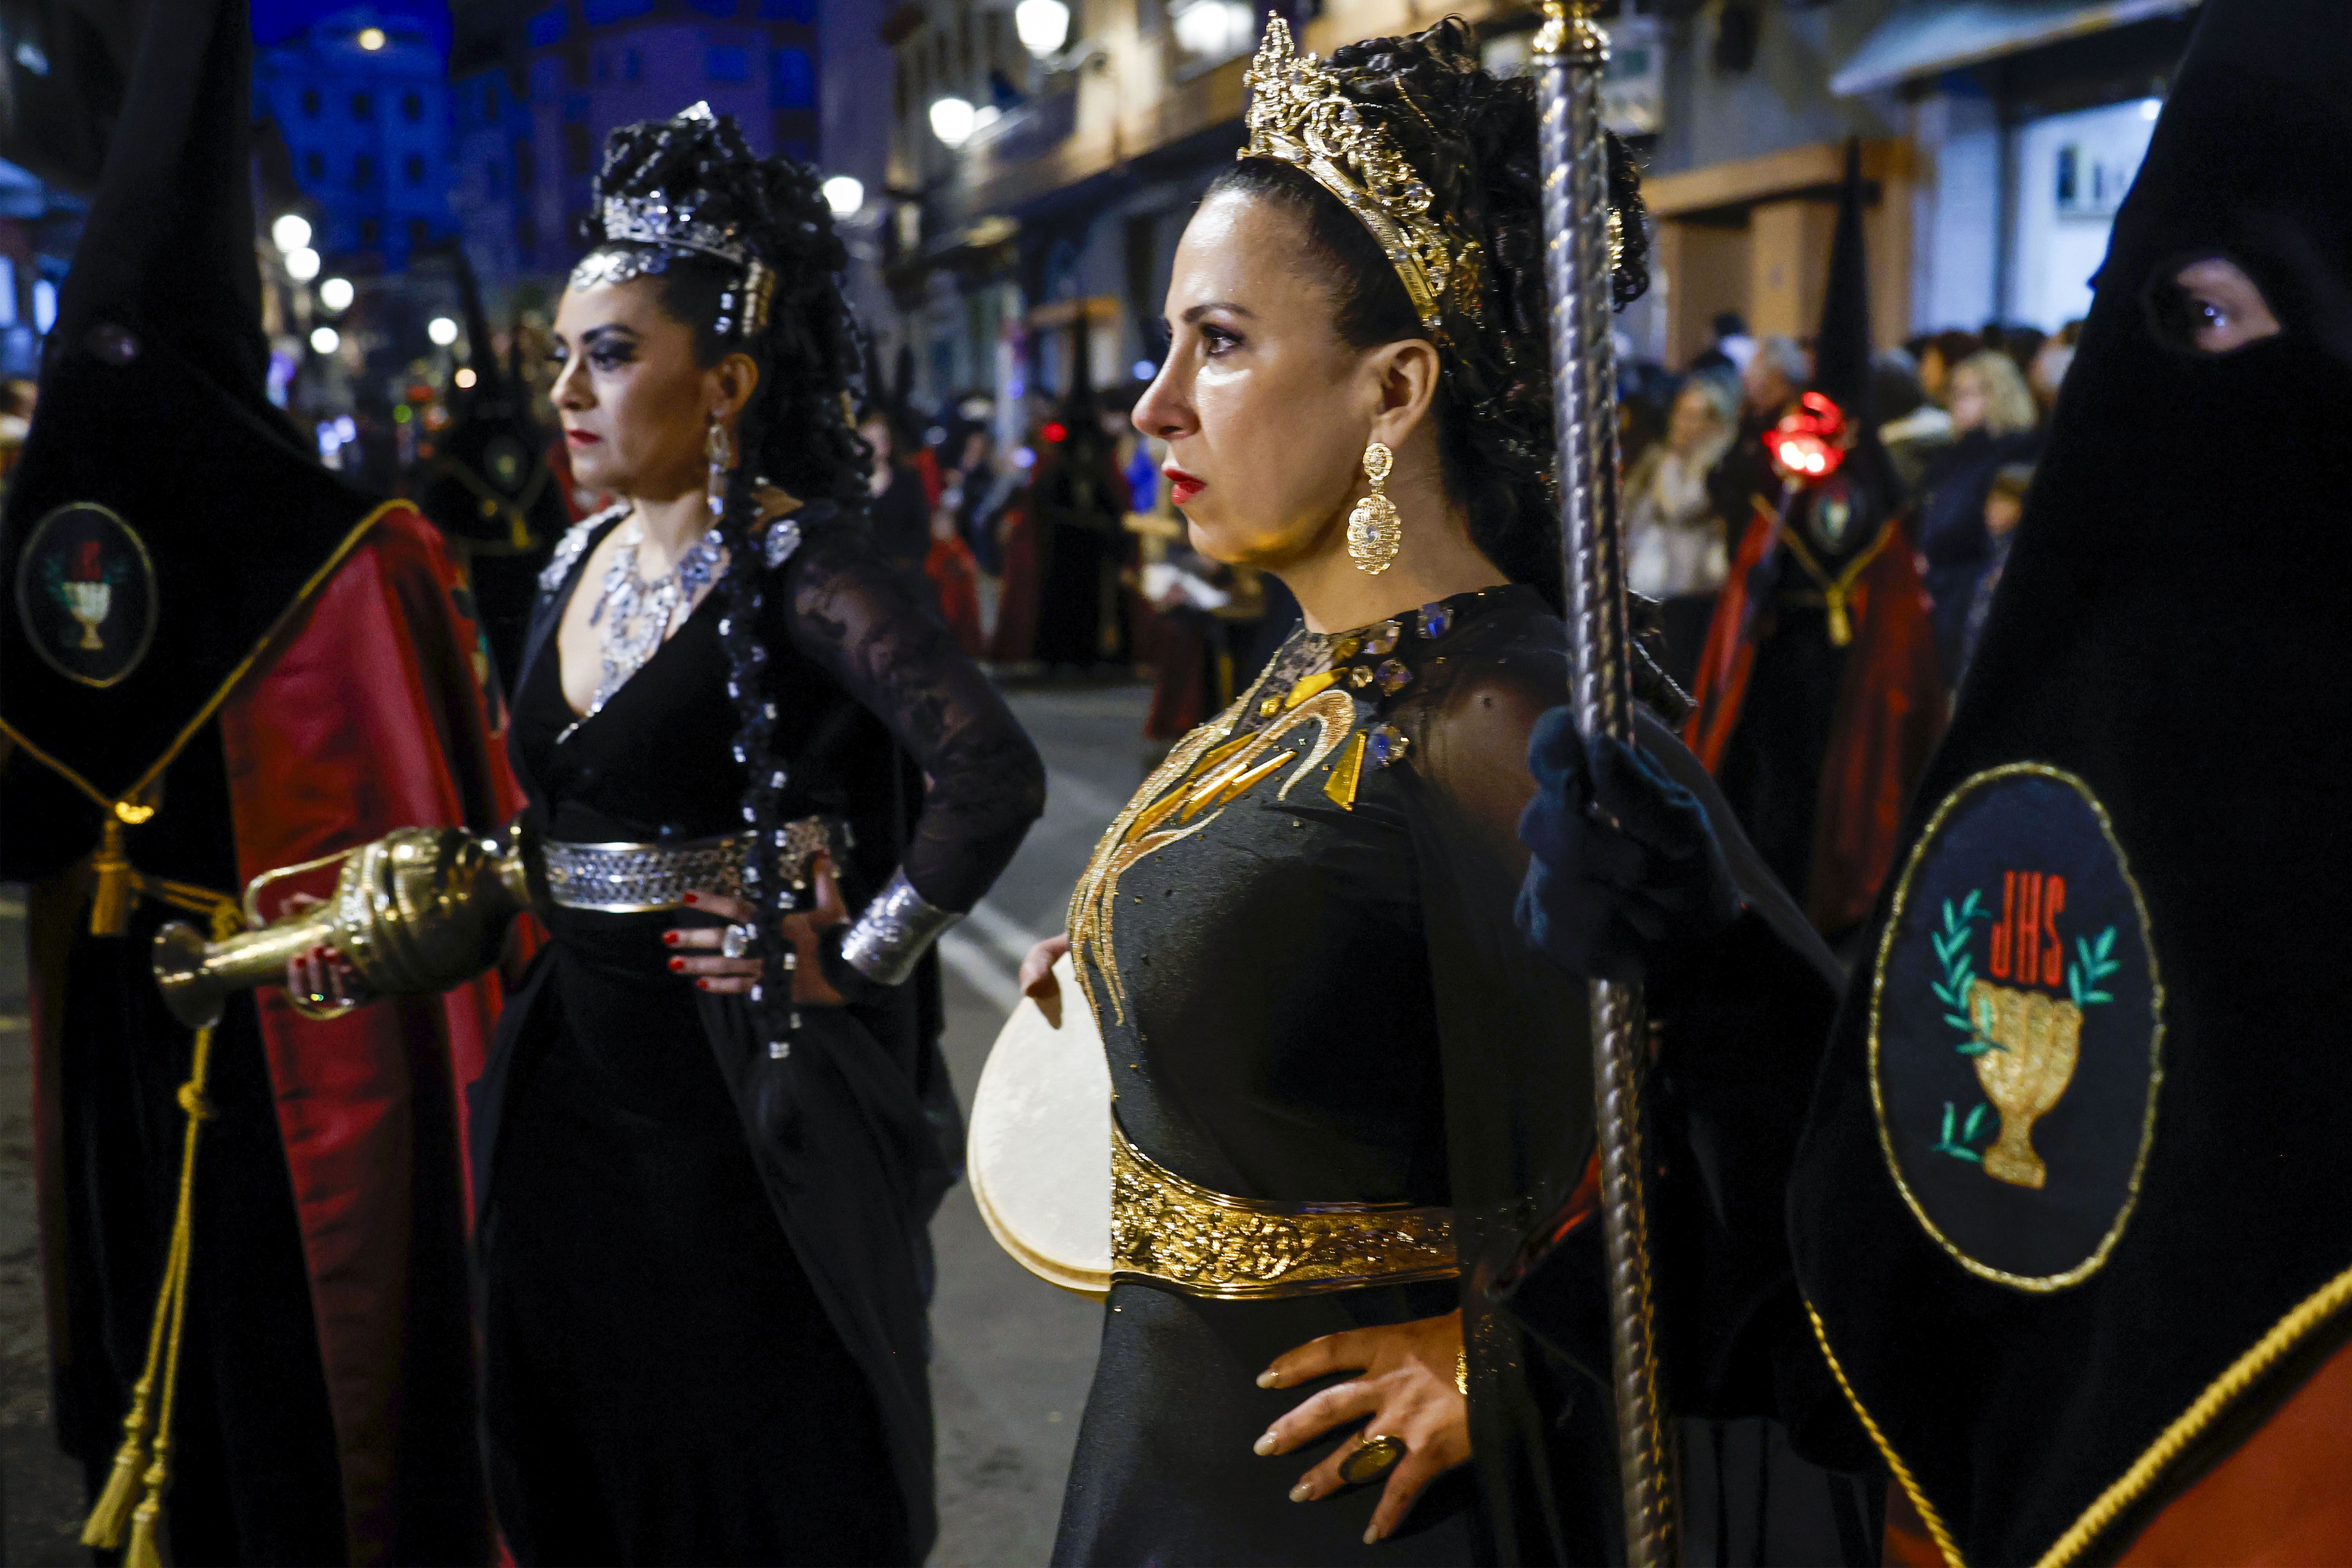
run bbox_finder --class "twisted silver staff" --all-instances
[1532,4,1677,1563]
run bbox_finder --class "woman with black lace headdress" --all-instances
[470,105,1044,1563]
[1014,21,1844,1564]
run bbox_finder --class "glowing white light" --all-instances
[1015,0,1071,57]
[1172,0,1253,64]
[821,175,865,216]
[973,104,1000,131]
[286,246,321,281]
[272,213,313,254]
[319,276,354,311]
[454,367,478,389]
[428,316,460,346]
[1131,359,1156,380]
[310,325,341,354]
[1013,446,1036,469]
[2140,97,2162,121]
[358,26,387,50]
[335,415,358,442]
[929,96,976,148]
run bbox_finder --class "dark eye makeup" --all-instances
[2144,254,2283,356]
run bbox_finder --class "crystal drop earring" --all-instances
[705,414,736,523]
[1346,441,1401,575]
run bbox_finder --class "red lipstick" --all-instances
[564,428,601,447]
[1165,466,1203,506]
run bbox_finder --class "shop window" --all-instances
[354,152,377,187]
[405,153,426,185]
[706,45,751,82]
[770,46,814,108]
[401,91,423,122]
[352,90,373,119]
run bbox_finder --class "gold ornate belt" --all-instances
[1111,1118,1457,1300]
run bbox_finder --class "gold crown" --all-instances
[1241,16,1474,338]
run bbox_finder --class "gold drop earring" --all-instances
[1347,441,1401,575]
[705,413,735,523]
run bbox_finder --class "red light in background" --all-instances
[1042,421,1068,443]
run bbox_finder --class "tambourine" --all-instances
[967,953,1112,1299]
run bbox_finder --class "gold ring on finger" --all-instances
[1338,1432,1407,1486]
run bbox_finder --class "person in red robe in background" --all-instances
[1684,142,1945,940]
[0,2,518,1561]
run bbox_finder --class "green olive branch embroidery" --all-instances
[1929,891,2002,1056]
[2067,925,2119,1009]
[1932,1100,1991,1163]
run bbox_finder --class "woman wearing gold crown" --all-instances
[319,107,1046,1564]
[1022,17,1845,1566]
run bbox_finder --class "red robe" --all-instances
[1684,502,1947,933]
[27,504,523,1564]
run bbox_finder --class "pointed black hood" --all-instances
[1789,2,2352,1560]
[1810,138,1872,426]
[0,0,391,822]
[413,244,565,556]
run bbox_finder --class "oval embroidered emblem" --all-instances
[1869,764,2163,1290]
[15,502,159,689]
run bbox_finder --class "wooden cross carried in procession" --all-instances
[1532,4,1679,1562]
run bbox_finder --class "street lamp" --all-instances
[358,26,386,50]
[428,316,460,347]
[929,96,976,148]
[272,213,313,254]
[822,175,865,216]
[1016,0,1071,58]
[310,326,341,354]
[319,276,354,312]
[286,246,321,281]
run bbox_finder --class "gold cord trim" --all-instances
[2035,1261,2352,1568]
[1112,1116,1456,1299]
[81,901,241,1557]
[1804,1300,1966,1568]
[1774,518,1891,648]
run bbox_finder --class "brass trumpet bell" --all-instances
[152,824,541,1029]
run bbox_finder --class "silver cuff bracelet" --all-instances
[838,869,961,985]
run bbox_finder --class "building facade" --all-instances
[882,0,2201,419]
[447,0,831,299]
[253,6,459,274]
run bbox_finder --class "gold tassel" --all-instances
[78,1412,151,1549]
[124,1440,173,1568]
[89,817,135,936]
[1826,588,1853,648]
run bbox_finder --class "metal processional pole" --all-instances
[1532,4,1678,1564]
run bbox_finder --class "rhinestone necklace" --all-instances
[586,515,726,717]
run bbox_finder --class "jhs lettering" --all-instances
[1989,870,2066,989]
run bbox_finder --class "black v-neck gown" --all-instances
[474,508,1044,1565]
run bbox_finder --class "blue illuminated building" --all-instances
[253,7,457,272]
[449,0,824,293]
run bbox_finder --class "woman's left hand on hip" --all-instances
[666,852,848,1005]
[1252,1309,1470,1544]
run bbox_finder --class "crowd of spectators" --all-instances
[1619,312,2080,695]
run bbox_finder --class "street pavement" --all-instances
[0,681,1152,1566]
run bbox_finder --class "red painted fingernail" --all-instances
[669,958,686,972]
[682,891,698,904]
[664,931,679,945]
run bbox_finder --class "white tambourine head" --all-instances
[967,952,1112,1299]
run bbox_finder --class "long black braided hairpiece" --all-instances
[1209,17,1651,611]
[577,107,871,1056]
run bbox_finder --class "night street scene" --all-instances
[0,0,2346,1563]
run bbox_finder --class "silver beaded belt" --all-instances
[541,820,831,913]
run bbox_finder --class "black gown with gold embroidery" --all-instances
[1050,584,1851,1567]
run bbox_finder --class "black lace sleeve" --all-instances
[778,522,1045,915]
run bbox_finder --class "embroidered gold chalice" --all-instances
[1965,980,2084,1188]
[61,580,111,650]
